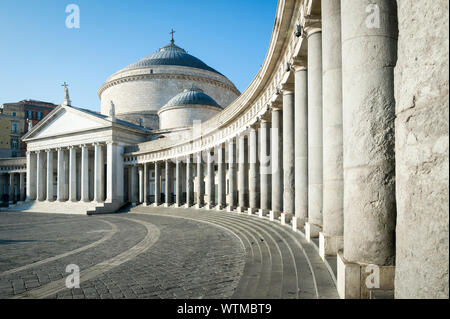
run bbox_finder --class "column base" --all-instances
[184,203,192,209]
[163,203,172,208]
[337,252,395,299]
[195,203,204,209]
[226,205,235,212]
[269,210,281,221]
[258,209,269,218]
[305,222,322,242]
[174,203,182,208]
[280,213,293,225]
[205,203,215,210]
[153,202,161,207]
[319,232,344,260]
[216,204,225,211]
[247,207,257,215]
[236,206,247,214]
[291,217,306,231]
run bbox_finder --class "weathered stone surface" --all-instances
[394,0,449,299]
[341,0,397,266]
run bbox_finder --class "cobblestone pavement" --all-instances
[0,207,338,299]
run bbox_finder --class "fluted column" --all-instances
[248,126,259,214]
[282,86,295,225]
[338,0,397,299]
[259,119,271,217]
[217,143,226,210]
[143,163,149,206]
[185,156,193,207]
[36,151,45,201]
[9,173,15,204]
[206,149,215,209]
[293,64,308,230]
[196,152,204,208]
[57,148,65,202]
[164,160,173,207]
[227,138,237,212]
[69,146,77,202]
[94,143,105,203]
[80,145,89,202]
[46,149,54,202]
[175,158,182,207]
[270,105,283,221]
[306,29,324,240]
[154,162,161,206]
[320,0,344,259]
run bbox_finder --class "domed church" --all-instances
[98,37,240,130]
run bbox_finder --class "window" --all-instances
[11,121,18,133]
[36,112,43,120]
[12,112,16,117]
[11,137,19,150]
[27,110,33,119]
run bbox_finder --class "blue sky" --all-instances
[0,0,277,111]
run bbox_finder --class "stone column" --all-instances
[337,0,397,299]
[394,0,448,299]
[248,126,259,214]
[237,134,248,213]
[36,151,45,201]
[293,64,308,230]
[143,163,149,206]
[164,160,173,207]
[69,146,77,202]
[227,137,237,212]
[185,156,193,207]
[196,152,204,208]
[206,149,215,209]
[46,149,54,202]
[306,29,323,240]
[106,142,124,204]
[9,173,15,204]
[26,151,37,201]
[270,105,283,221]
[175,158,182,207]
[154,162,161,206]
[94,143,105,203]
[57,148,65,202]
[320,0,344,260]
[259,119,271,217]
[281,86,295,225]
[217,143,226,210]
[80,145,89,202]
[138,165,144,204]
[19,172,25,202]
[130,165,137,206]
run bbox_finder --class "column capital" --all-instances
[281,82,295,94]
[292,57,307,71]
[270,101,283,111]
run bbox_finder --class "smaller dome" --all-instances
[163,85,222,109]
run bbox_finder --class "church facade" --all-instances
[0,0,448,299]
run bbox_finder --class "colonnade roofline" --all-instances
[124,0,313,162]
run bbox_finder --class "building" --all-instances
[0,100,57,157]
[0,0,448,299]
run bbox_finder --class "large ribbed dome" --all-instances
[164,86,222,109]
[122,41,222,75]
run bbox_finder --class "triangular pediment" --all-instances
[24,105,111,140]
